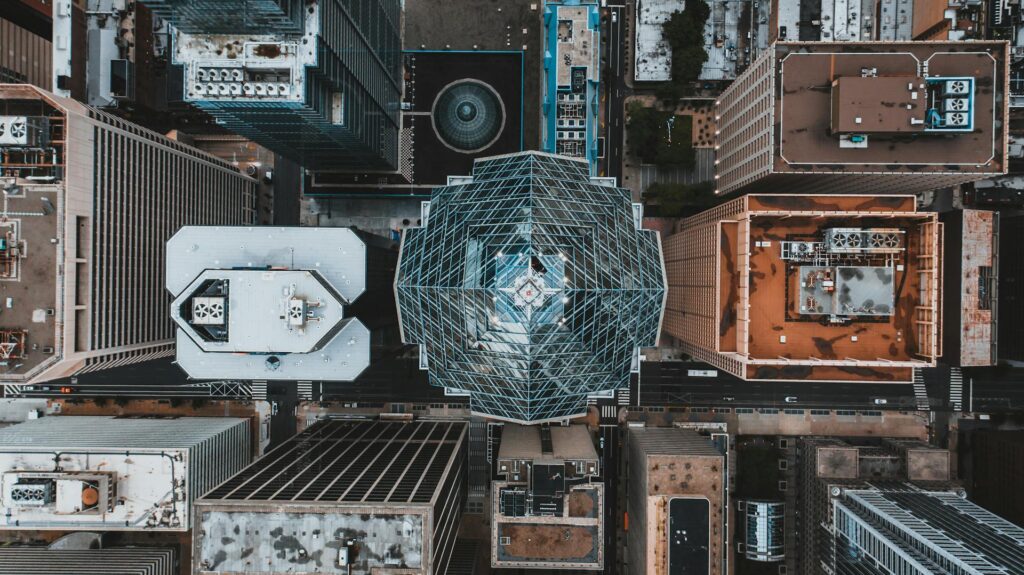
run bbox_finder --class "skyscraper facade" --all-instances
[164,0,402,170]
[830,488,1024,574]
[0,84,255,385]
[395,152,666,424]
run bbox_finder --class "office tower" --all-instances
[999,214,1024,361]
[714,41,1008,196]
[941,209,998,367]
[161,0,402,170]
[192,418,467,575]
[962,430,1024,527]
[741,500,784,562]
[1,1,51,88]
[0,547,175,575]
[491,424,603,570]
[395,151,666,424]
[53,0,172,110]
[829,488,1024,574]
[797,437,953,575]
[626,427,728,575]
[165,226,371,381]
[0,84,255,386]
[663,194,941,382]
[0,415,250,531]
[542,0,600,174]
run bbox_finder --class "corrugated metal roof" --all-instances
[201,419,466,503]
[0,416,247,449]
[629,427,722,456]
[0,548,175,575]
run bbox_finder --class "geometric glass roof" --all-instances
[395,152,666,423]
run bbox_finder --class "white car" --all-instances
[873,398,888,405]
[784,396,798,403]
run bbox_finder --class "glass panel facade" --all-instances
[830,488,1024,575]
[396,152,666,423]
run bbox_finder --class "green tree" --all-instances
[626,104,695,168]
[657,3,712,101]
[643,181,718,216]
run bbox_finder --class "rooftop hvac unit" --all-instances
[191,297,225,325]
[287,298,307,326]
[868,232,901,249]
[944,80,970,95]
[945,112,970,127]
[0,117,49,147]
[943,98,969,112]
[5,482,53,506]
[2,471,115,514]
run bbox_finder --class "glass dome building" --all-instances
[395,152,667,423]
[431,80,505,152]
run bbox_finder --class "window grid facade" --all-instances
[0,85,255,384]
[830,489,1024,575]
[174,0,402,170]
[395,152,666,423]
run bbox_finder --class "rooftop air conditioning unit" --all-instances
[0,117,49,147]
[945,112,969,127]
[191,297,225,325]
[944,80,970,95]
[944,98,969,112]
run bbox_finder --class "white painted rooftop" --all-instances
[634,0,676,82]
[166,227,371,381]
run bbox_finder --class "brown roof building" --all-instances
[491,424,603,571]
[0,84,255,384]
[663,194,942,382]
[714,41,1009,196]
[626,427,728,575]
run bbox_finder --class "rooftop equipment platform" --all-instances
[165,226,370,381]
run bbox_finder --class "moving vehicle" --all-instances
[873,398,888,405]
[784,396,798,403]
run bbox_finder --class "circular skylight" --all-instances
[431,80,505,153]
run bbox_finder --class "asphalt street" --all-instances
[963,366,1024,412]
[604,4,627,184]
[600,422,621,574]
[639,362,920,410]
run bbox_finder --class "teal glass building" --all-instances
[163,0,401,170]
[395,152,666,423]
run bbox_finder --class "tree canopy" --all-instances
[643,181,719,216]
[658,2,711,101]
[626,103,696,168]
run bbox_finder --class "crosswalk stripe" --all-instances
[913,369,929,411]
[251,380,267,401]
[950,367,963,411]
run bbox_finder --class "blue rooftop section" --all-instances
[542,0,601,176]
[924,77,975,132]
